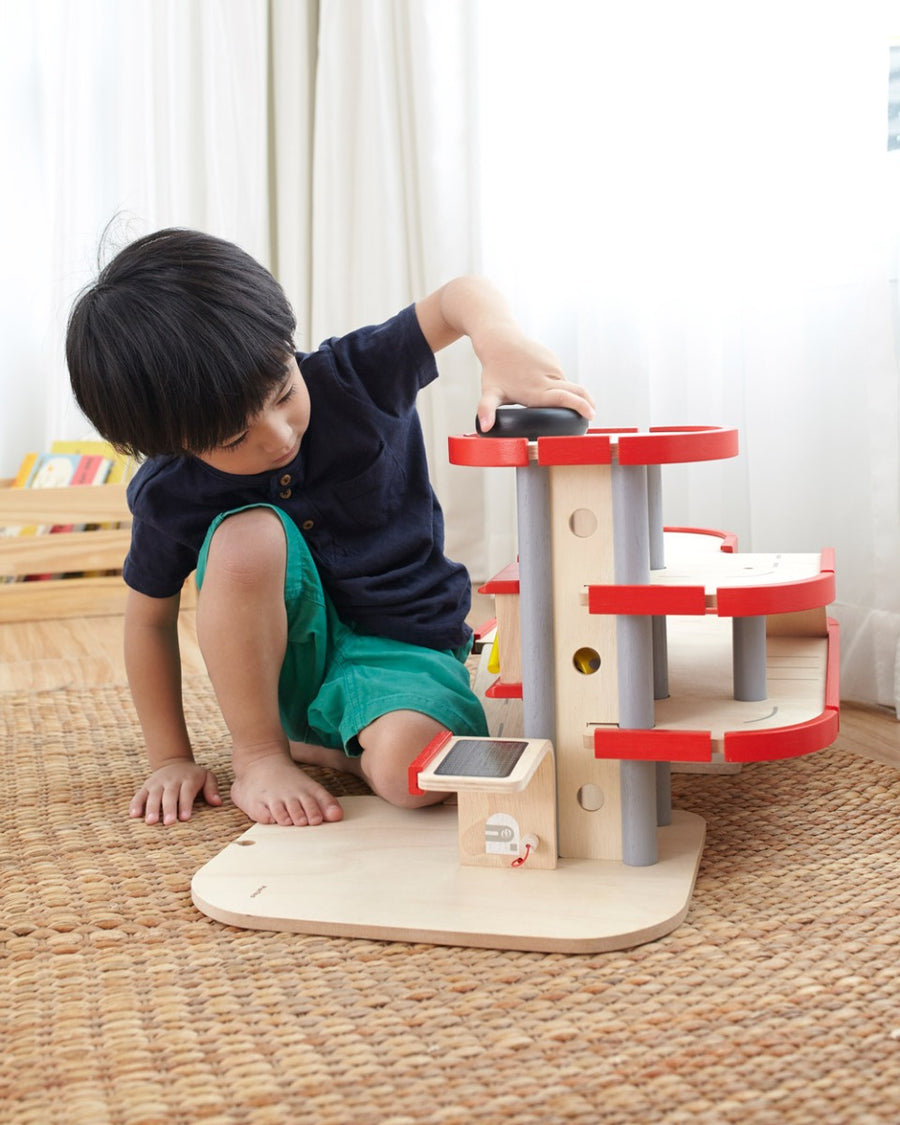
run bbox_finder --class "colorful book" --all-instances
[24,452,85,490]
[46,454,113,532]
[49,439,137,485]
[12,452,37,487]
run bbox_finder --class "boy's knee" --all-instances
[358,711,448,808]
[364,760,425,808]
[363,756,418,807]
[206,508,286,586]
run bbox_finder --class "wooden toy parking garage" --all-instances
[192,413,839,952]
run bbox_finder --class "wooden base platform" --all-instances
[191,797,706,953]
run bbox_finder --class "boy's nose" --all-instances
[261,417,293,451]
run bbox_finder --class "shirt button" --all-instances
[302,519,314,530]
[279,488,292,499]
[279,473,292,486]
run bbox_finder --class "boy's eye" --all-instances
[217,379,294,452]
[221,432,248,451]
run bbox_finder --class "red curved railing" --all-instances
[449,425,739,469]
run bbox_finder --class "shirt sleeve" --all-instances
[122,459,205,598]
[122,516,199,598]
[323,305,438,415]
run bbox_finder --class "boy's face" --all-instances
[195,356,310,475]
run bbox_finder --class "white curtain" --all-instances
[474,0,900,711]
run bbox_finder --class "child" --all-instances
[66,228,594,828]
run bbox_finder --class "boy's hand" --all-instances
[130,760,223,826]
[476,325,595,435]
[414,276,595,435]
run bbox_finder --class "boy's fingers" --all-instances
[130,786,161,823]
[161,788,182,825]
[177,785,196,822]
[550,383,596,420]
[476,391,501,433]
[201,773,223,807]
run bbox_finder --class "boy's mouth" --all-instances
[273,443,300,468]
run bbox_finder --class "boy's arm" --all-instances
[415,276,595,433]
[124,587,222,824]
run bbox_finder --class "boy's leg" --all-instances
[305,627,488,810]
[196,507,344,827]
[356,709,450,809]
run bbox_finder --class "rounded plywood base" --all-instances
[191,798,706,954]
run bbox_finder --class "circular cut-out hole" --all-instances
[578,784,605,812]
[573,647,601,674]
[236,839,256,847]
[569,508,598,538]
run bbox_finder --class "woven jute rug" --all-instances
[3,678,900,1125]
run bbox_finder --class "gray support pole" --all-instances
[647,464,665,570]
[612,463,658,866]
[652,616,670,701]
[515,460,556,741]
[733,615,767,702]
[647,463,669,697]
[653,609,672,826]
[656,762,672,827]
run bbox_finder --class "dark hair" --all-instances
[66,228,297,457]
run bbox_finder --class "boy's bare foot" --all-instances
[230,753,344,826]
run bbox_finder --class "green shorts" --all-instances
[195,504,487,756]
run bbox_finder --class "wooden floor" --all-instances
[2,611,900,772]
[0,611,207,693]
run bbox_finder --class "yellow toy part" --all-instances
[487,630,500,674]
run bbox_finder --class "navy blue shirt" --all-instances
[123,305,472,651]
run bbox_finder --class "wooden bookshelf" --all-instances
[0,479,197,622]
[0,480,138,621]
